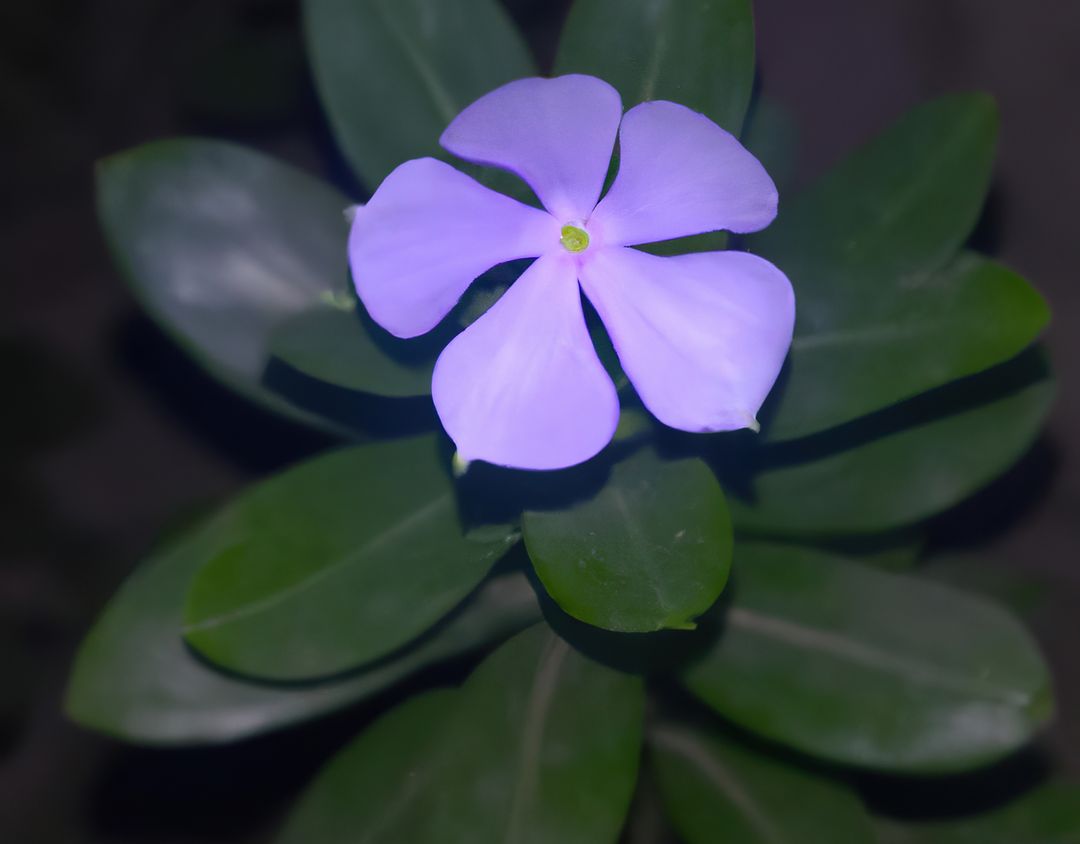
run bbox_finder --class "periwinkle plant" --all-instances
[68,1,1073,843]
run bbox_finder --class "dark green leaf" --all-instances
[876,782,1080,843]
[808,531,925,573]
[556,0,755,134]
[638,230,729,258]
[729,353,1055,534]
[651,723,875,843]
[276,689,456,844]
[750,95,1036,441]
[269,304,433,397]
[742,96,799,193]
[65,519,538,745]
[268,264,529,396]
[681,543,1052,773]
[96,139,425,425]
[287,625,644,843]
[923,554,1052,620]
[523,448,732,632]
[183,436,517,681]
[303,0,535,188]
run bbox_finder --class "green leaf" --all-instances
[267,264,528,396]
[728,352,1055,534]
[269,304,434,397]
[923,554,1052,620]
[361,625,645,843]
[96,139,428,424]
[556,0,755,134]
[742,96,799,193]
[875,781,1080,844]
[182,436,517,681]
[523,448,732,633]
[651,723,876,844]
[276,689,456,844]
[303,0,535,189]
[680,543,1053,773]
[809,531,925,573]
[769,253,1047,442]
[749,95,1038,441]
[65,518,539,745]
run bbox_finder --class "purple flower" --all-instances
[349,75,794,470]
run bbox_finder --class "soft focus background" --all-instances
[2,1,1078,841]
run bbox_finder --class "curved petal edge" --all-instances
[349,158,560,338]
[590,101,778,247]
[433,253,619,470]
[580,247,794,433]
[440,75,622,222]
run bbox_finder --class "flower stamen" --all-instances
[559,224,590,253]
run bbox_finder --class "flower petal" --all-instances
[590,101,778,247]
[349,158,560,338]
[433,253,619,470]
[579,247,794,432]
[440,75,622,222]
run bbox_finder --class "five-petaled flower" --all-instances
[349,74,794,470]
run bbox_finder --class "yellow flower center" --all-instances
[559,224,590,253]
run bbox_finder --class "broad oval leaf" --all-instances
[876,781,1080,844]
[303,0,535,189]
[556,0,755,134]
[680,543,1053,773]
[728,352,1054,534]
[523,448,732,633]
[65,516,538,745]
[269,304,433,397]
[741,96,799,194]
[748,95,1043,441]
[97,139,432,417]
[317,624,644,843]
[651,723,876,844]
[267,264,527,396]
[276,689,456,844]
[182,436,517,681]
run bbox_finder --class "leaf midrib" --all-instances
[184,491,455,633]
[651,725,790,844]
[502,634,570,843]
[727,606,1030,707]
[374,0,459,128]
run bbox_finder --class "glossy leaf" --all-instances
[813,531,925,573]
[556,0,755,134]
[651,723,876,843]
[96,139,430,423]
[742,96,799,194]
[269,304,433,397]
[681,544,1052,773]
[303,0,535,189]
[750,95,1034,441]
[65,514,538,745]
[289,625,644,843]
[875,781,1080,843]
[423,626,642,844]
[268,266,526,396]
[728,353,1054,534]
[771,253,1046,442]
[924,554,1051,620]
[523,448,732,632]
[276,689,456,844]
[183,436,516,681]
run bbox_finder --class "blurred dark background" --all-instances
[2,1,1078,841]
